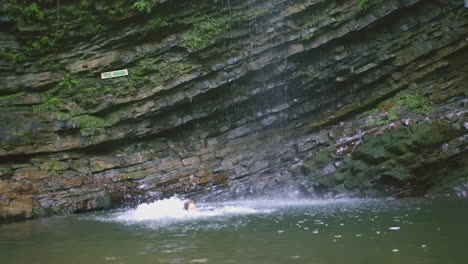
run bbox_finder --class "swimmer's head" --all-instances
[184,200,197,211]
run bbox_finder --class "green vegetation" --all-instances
[30,72,117,133]
[3,0,166,60]
[337,122,462,195]
[0,49,26,63]
[381,89,432,120]
[54,112,116,137]
[360,88,432,126]
[300,14,324,41]
[70,114,115,130]
[304,147,336,170]
[38,57,61,70]
[356,0,370,11]
[180,14,231,51]
[58,73,80,90]
[132,0,157,13]
[24,27,68,56]
[5,0,108,60]
[107,0,158,17]
[130,57,192,87]
[301,146,339,189]
[8,1,45,23]
[107,0,129,19]
[33,73,78,113]
[396,91,432,114]
[71,83,117,108]
[302,122,464,197]
[11,128,30,137]
[144,17,170,32]
[253,9,268,17]
[65,0,108,36]
[33,95,62,113]
[302,28,317,41]
[44,161,65,171]
[0,92,25,103]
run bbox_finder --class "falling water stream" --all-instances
[1,197,468,264]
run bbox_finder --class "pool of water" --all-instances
[1,197,468,264]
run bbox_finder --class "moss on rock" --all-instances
[303,121,465,197]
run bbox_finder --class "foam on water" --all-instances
[113,196,271,222]
[85,196,369,231]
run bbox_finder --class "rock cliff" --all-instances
[0,0,467,222]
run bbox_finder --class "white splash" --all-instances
[111,196,272,223]
[86,196,364,231]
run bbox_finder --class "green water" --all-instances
[1,198,468,264]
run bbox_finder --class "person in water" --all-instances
[184,200,197,211]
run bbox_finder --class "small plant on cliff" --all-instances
[363,88,433,126]
[356,0,370,11]
[33,73,78,113]
[253,9,268,17]
[71,114,115,130]
[26,35,56,54]
[58,73,80,90]
[129,57,192,87]
[23,27,67,56]
[8,1,45,23]
[133,0,157,13]
[303,147,337,171]
[67,0,108,36]
[396,91,432,114]
[181,15,230,51]
[22,3,44,21]
[0,49,26,63]
[144,17,170,32]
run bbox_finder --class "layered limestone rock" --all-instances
[0,0,467,221]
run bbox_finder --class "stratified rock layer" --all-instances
[0,0,467,221]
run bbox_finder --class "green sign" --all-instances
[101,69,128,79]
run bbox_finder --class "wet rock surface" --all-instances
[0,0,467,222]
